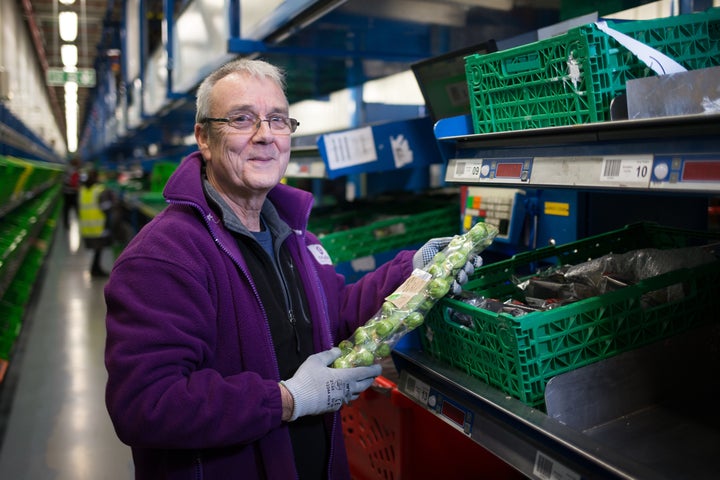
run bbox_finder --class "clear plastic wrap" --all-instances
[519,245,718,309]
[332,222,499,368]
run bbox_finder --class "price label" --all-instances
[452,160,484,180]
[533,452,581,480]
[600,155,653,184]
[404,374,430,404]
[386,269,431,309]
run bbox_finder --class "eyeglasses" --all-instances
[201,112,299,135]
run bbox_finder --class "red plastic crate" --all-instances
[341,376,523,480]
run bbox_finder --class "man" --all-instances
[62,157,80,229]
[79,168,114,277]
[104,58,477,479]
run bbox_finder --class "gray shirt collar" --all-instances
[202,178,292,243]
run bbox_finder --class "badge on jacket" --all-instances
[307,244,333,265]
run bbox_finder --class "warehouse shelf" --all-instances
[393,70,720,476]
[0,106,63,164]
[393,321,720,480]
[0,182,61,384]
[437,113,720,193]
[79,0,561,164]
[287,146,327,179]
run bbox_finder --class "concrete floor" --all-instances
[0,216,133,479]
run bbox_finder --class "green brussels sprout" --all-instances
[375,342,391,358]
[339,339,354,354]
[448,236,466,249]
[374,319,397,337]
[381,301,396,316]
[355,349,375,366]
[404,311,424,329]
[426,263,445,277]
[427,277,451,299]
[468,222,491,243]
[353,326,372,344]
[447,251,468,269]
[332,357,353,369]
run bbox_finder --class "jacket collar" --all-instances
[164,151,315,235]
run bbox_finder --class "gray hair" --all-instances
[195,58,287,124]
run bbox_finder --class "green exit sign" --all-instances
[46,68,96,87]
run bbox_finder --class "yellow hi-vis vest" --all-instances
[79,184,107,238]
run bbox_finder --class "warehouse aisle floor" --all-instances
[0,216,133,479]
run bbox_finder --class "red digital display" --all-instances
[495,163,523,178]
[441,401,465,427]
[682,161,720,181]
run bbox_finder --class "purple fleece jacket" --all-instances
[104,152,414,479]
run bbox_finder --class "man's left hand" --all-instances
[412,237,483,295]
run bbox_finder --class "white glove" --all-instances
[412,237,484,295]
[282,348,382,421]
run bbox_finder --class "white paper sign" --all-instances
[595,21,686,75]
[390,134,414,168]
[323,127,378,172]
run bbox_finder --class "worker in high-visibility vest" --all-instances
[79,169,114,277]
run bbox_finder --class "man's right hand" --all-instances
[281,348,381,421]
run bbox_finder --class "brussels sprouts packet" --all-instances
[333,221,499,368]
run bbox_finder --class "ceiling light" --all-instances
[59,11,78,42]
[59,0,76,5]
[61,44,78,67]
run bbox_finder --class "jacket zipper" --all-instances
[169,199,282,379]
[193,451,203,480]
[293,233,334,349]
[289,228,339,480]
[276,251,301,354]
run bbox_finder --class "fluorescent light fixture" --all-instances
[59,11,78,42]
[64,80,78,98]
[65,82,78,152]
[61,44,78,67]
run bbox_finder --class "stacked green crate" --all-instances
[319,204,460,264]
[149,161,180,192]
[0,186,61,360]
[0,301,23,360]
[422,222,720,409]
[135,161,179,205]
[311,194,461,283]
[9,157,63,197]
[465,8,720,134]
[0,156,27,206]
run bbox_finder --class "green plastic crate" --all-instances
[150,161,180,192]
[309,208,376,237]
[13,158,63,193]
[0,157,26,205]
[0,301,23,360]
[421,222,720,409]
[466,8,720,134]
[320,204,460,264]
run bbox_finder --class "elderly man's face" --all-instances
[197,72,292,201]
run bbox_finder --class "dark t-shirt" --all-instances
[203,178,329,478]
[245,222,328,479]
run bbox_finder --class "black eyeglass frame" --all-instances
[200,114,300,134]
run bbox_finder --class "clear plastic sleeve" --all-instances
[333,222,499,368]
